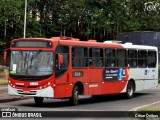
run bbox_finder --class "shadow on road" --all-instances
[19,92,152,108]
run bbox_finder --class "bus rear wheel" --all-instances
[69,86,79,106]
[34,97,44,105]
[126,81,135,99]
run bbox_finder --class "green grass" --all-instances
[0,79,8,85]
[140,110,160,112]
[139,108,160,112]
[138,103,160,112]
[0,67,8,85]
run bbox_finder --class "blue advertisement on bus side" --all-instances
[103,68,127,81]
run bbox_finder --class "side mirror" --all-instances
[3,50,7,63]
[58,53,64,65]
[3,48,9,64]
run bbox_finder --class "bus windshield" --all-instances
[10,51,54,76]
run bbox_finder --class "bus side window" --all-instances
[72,47,88,68]
[89,48,104,68]
[148,51,156,68]
[105,49,116,67]
[128,50,137,68]
[132,60,137,67]
[138,50,147,68]
[117,49,127,67]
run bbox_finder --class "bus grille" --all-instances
[15,85,24,88]
[17,90,37,95]
[15,85,39,89]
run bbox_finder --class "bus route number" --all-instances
[30,82,38,86]
[72,71,83,77]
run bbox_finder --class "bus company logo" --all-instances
[144,1,159,11]
[2,112,11,117]
[1,107,18,118]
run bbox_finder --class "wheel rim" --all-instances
[74,90,79,103]
[128,84,133,96]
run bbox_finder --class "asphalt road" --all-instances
[0,87,160,120]
[0,87,159,112]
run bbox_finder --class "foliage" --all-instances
[0,41,6,46]
[0,0,160,43]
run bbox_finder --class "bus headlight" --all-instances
[48,82,51,85]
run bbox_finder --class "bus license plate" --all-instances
[23,90,30,94]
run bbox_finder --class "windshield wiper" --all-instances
[30,55,34,69]
[18,50,23,58]
[30,50,41,69]
[24,52,28,69]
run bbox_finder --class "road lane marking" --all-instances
[129,100,160,111]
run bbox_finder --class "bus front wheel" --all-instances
[34,97,44,105]
[126,81,135,99]
[69,86,79,106]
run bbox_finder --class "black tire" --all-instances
[126,81,135,99]
[34,97,44,105]
[69,86,79,106]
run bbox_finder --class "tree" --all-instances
[0,0,160,43]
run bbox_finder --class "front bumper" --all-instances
[8,85,54,98]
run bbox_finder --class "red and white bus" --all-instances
[4,37,158,105]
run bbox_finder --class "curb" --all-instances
[0,85,32,103]
[0,96,33,103]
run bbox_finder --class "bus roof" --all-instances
[51,37,157,50]
[12,37,158,50]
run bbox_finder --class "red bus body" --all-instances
[7,37,158,105]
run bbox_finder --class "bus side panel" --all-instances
[99,81,128,95]
[71,69,102,95]
[100,82,114,94]
[64,83,74,97]
[55,72,71,84]
[53,83,90,98]
[129,69,144,91]
[114,80,128,93]
[53,84,73,98]
[143,68,158,89]
[83,83,89,96]
[88,82,101,95]
[71,69,102,83]
[144,80,158,89]
[55,68,91,98]
[71,69,89,83]
[53,84,67,98]
[87,69,103,95]
[86,69,103,83]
